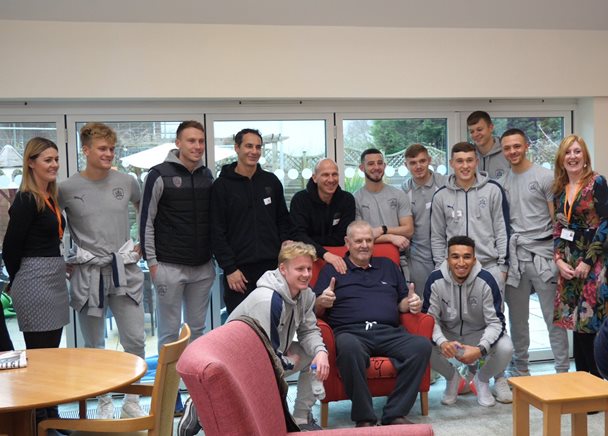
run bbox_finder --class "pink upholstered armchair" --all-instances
[311,244,434,428]
[176,319,434,436]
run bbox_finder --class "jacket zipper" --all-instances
[459,284,464,336]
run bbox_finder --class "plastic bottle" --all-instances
[455,344,465,358]
[310,364,326,400]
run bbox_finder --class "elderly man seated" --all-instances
[314,220,431,427]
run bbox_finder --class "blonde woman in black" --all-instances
[2,137,69,425]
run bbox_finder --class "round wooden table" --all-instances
[0,348,147,436]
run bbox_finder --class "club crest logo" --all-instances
[495,169,505,178]
[389,198,398,209]
[112,188,125,200]
[157,284,168,297]
[172,176,182,188]
[478,196,488,208]
[528,181,540,193]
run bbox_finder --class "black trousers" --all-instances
[23,327,63,350]
[573,331,600,377]
[334,323,432,424]
[223,260,277,314]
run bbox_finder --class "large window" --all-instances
[340,117,449,192]
[1,103,572,367]
[208,117,332,206]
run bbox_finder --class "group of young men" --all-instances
[60,109,569,430]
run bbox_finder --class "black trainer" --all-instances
[177,397,202,436]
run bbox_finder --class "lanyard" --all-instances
[44,196,63,240]
[564,183,582,225]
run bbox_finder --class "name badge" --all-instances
[560,228,575,242]
[425,202,432,210]
[332,218,340,226]
[263,197,272,206]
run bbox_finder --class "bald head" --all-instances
[314,158,338,174]
[312,158,340,204]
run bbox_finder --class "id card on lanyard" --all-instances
[561,183,581,242]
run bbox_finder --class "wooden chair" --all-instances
[38,324,191,436]
[311,244,434,428]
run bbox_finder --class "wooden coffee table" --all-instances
[509,371,608,436]
[0,348,147,436]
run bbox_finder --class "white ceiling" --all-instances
[1,0,608,30]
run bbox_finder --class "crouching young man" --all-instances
[178,242,329,435]
[423,236,513,407]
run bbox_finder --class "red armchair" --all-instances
[312,244,434,428]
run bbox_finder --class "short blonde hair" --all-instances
[278,241,317,264]
[80,122,117,147]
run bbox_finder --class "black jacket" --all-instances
[290,178,355,257]
[140,152,213,266]
[210,163,293,275]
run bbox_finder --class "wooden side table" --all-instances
[509,371,608,436]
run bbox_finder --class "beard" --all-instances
[364,170,383,183]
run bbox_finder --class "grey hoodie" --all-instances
[422,259,506,353]
[477,136,510,180]
[430,170,510,270]
[227,268,326,370]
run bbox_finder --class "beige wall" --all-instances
[1,20,608,100]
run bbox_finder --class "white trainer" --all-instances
[473,374,496,407]
[121,398,146,418]
[96,395,115,419]
[441,370,462,405]
[494,377,513,403]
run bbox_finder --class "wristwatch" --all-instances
[477,345,488,357]
[382,225,388,235]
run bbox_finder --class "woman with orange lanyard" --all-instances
[553,134,608,377]
[2,137,69,424]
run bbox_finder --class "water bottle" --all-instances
[455,344,465,358]
[310,364,325,400]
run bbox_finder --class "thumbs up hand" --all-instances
[407,282,422,314]
[319,277,336,309]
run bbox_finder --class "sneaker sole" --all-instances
[477,399,496,407]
